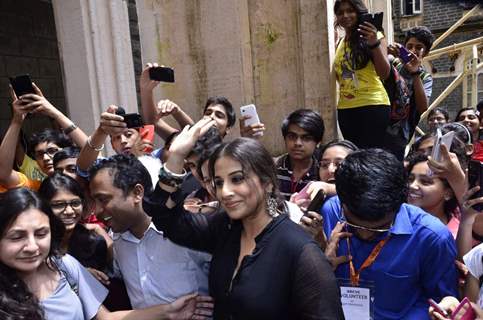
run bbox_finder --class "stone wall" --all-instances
[135,0,337,155]
[0,0,65,136]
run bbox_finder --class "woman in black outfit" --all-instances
[143,119,344,320]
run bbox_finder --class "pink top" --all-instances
[447,215,460,239]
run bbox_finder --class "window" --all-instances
[401,0,422,16]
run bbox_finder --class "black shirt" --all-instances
[144,187,344,320]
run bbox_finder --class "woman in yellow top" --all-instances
[333,0,391,149]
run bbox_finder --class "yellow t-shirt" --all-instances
[19,155,47,181]
[334,33,390,109]
[0,171,41,193]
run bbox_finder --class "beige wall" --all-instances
[136,0,337,155]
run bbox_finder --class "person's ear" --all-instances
[443,189,454,202]
[132,183,145,203]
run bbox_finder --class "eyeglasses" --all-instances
[339,214,393,233]
[34,147,61,160]
[319,159,343,170]
[51,199,83,212]
[285,132,315,143]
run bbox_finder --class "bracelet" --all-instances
[367,39,381,50]
[62,123,78,135]
[86,136,105,152]
[158,163,187,188]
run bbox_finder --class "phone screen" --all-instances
[10,74,35,97]
[149,67,175,83]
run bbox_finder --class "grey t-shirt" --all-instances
[41,254,108,320]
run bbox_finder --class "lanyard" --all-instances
[346,236,390,286]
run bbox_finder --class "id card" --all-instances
[339,279,375,320]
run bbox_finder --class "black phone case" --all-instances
[123,113,144,128]
[10,74,35,97]
[468,160,483,211]
[149,67,175,83]
[306,190,326,213]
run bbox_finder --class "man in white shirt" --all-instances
[89,154,211,308]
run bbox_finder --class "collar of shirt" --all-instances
[113,222,163,242]
[277,154,319,178]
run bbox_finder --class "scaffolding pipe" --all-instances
[424,37,483,62]
[431,4,481,49]
[471,45,479,107]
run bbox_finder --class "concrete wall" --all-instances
[136,0,337,155]
[0,0,66,137]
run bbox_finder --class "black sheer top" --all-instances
[144,187,344,320]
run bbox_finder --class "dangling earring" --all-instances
[266,193,279,217]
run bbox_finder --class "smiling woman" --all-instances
[144,118,345,320]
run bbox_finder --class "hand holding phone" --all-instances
[468,160,483,211]
[305,190,326,213]
[149,66,175,83]
[359,12,383,31]
[431,128,455,163]
[122,113,144,129]
[428,298,449,318]
[399,46,413,64]
[240,104,263,137]
[9,74,35,97]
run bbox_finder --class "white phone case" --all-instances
[240,104,263,136]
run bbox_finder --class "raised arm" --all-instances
[0,87,29,187]
[403,49,429,114]
[22,83,88,147]
[143,118,222,252]
[139,63,194,139]
[77,105,126,171]
[359,22,390,80]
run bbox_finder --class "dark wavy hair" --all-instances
[334,0,372,70]
[406,152,458,221]
[208,138,286,214]
[204,96,236,129]
[0,188,65,320]
[281,109,325,142]
[28,129,72,158]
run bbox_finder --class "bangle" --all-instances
[86,136,105,152]
[62,123,78,135]
[368,39,381,50]
[158,163,187,188]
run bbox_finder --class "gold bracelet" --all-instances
[86,136,105,152]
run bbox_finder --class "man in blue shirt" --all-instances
[321,149,458,319]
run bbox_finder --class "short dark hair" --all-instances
[404,26,435,54]
[427,107,449,122]
[89,154,153,196]
[53,146,80,167]
[28,129,72,155]
[204,96,236,128]
[281,109,325,142]
[336,149,408,221]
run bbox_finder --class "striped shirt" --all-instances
[275,154,320,200]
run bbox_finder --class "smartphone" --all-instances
[359,12,383,31]
[9,74,35,97]
[149,66,175,83]
[451,297,476,320]
[468,160,483,211]
[123,113,144,128]
[139,125,155,153]
[431,128,455,163]
[428,298,449,318]
[399,46,413,64]
[240,104,263,137]
[293,182,313,202]
[306,190,326,213]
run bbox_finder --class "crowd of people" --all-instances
[1,0,483,319]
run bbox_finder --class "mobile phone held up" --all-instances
[10,74,35,97]
[468,160,483,211]
[399,46,413,64]
[240,104,263,137]
[430,128,455,163]
[359,12,383,31]
[149,66,175,83]
[123,113,144,129]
